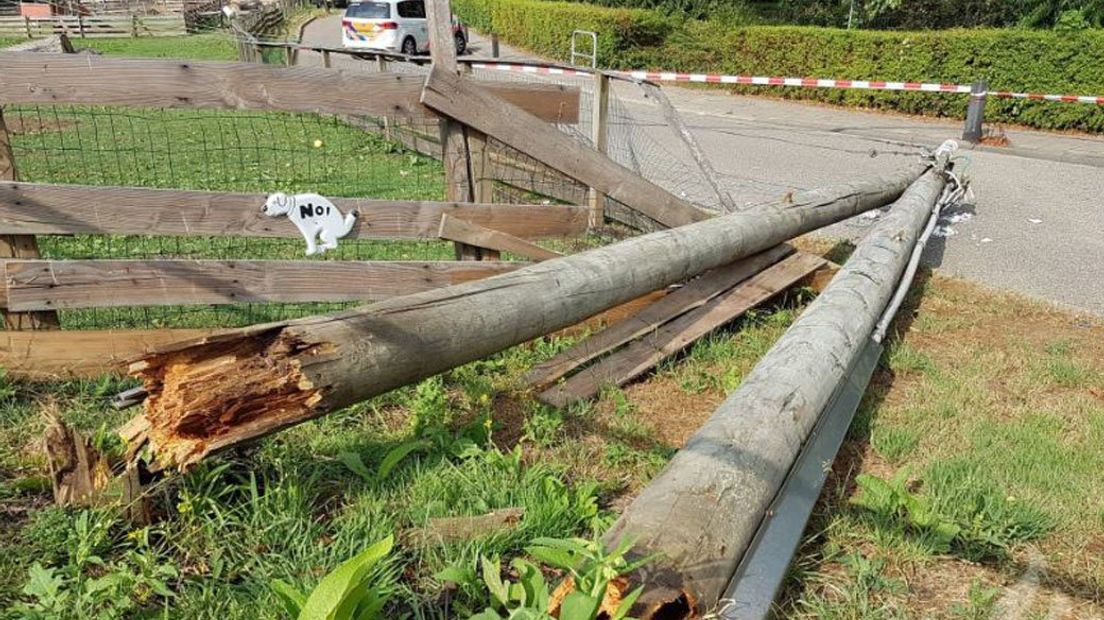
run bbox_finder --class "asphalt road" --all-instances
[302,16,1104,316]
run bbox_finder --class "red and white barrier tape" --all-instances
[990,91,1104,105]
[468,62,594,77]
[468,62,1104,105]
[621,70,973,93]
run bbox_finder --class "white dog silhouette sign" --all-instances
[263,192,358,256]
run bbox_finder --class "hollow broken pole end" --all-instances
[127,327,333,469]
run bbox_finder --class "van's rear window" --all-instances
[345,2,390,18]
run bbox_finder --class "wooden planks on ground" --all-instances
[537,251,827,407]
[421,67,710,229]
[1,328,227,380]
[1,259,522,311]
[525,245,793,389]
[438,214,563,261]
[0,183,589,240]
[0,53,580,123]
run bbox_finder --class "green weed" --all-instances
[851,471,962,554]
[852,465,1052,560]
[795,552,906,619]
[925,459,1053,559]
[460,536,651,620]
[948,579,1001,619]
[7,513,179,619]
[522,404,565,449]
[270,535,396,620]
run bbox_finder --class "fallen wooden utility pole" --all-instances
[603,158,953,619]
[122,163,928,470]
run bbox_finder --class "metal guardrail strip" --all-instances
[720,337,884,620]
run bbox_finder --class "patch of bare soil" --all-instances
[620,378,725,448]
[490,395,528,448]
[902,557,998,617]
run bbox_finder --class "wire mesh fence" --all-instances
[2,39,728,337]
[2,101,460,330]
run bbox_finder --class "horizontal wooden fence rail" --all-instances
[0,183,590,239]
[0,259,523,310]
[0,16,187,39]
[0,53,581,123]
[2,328,228,380]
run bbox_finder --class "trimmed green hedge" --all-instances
[455,0,1104,132]
[455,0,673,65]
[659,23,1104,131]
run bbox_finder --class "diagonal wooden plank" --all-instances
[524,244,793,389]
[0,182,589,239]
[2,259,522,311]
[420,66,711,229]
[438,213,563,261]
[538,252,827,407]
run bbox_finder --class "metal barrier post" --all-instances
[962,79,987,143]
[570,30,597,69]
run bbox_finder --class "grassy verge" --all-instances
[774,240,1104,618]
[284,7,333,41]
[2,255,1102,617]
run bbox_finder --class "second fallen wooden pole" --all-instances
[603,161,952,619]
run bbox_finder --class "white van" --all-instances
[341,0,467,56]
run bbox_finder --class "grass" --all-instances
[771,255,1104,618]
[71,33,239,61]
[3,242,1103,618]
[8,268,1099,618]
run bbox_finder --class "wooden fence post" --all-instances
[131,14,138,38]
[24,15,32,39]
[0,108,60,330]
[322,49,331,68]
[490,32,499,58]
[461,68,499,259]
[588,71,610,230]
[427,0,486,261]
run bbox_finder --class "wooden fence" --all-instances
[247,41,612,216]
[0,51,593,379]
[0,14,186,38]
